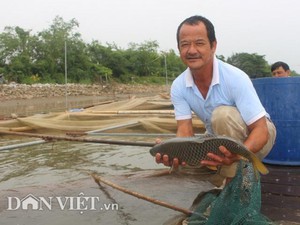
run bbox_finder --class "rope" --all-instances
[91,173,193,216]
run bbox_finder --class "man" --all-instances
[155,15,276,184]
[271,61,291,77]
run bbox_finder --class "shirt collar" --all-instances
[211,56,219,86]
[185,56,220,87]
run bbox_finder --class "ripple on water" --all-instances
[0,138,162,189]
[0,137,213,225]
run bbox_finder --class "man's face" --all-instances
[272,66,290,77]
[178,22,216,71]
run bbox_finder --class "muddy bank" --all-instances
[0,83,168,100]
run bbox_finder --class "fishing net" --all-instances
[186,161,275,225]
[0,95,205,134]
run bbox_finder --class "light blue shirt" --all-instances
[171,57,267,133]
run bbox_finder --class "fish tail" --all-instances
[251,155,269,175]
[206,166,218,171]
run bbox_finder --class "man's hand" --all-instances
[201,146,240,167]
[154,138,186,168]
[155,153,186,168]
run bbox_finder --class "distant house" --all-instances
[21,194,39,210]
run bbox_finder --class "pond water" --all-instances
[0,136,214,225]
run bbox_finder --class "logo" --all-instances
[7,192,118,214]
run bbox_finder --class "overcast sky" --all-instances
[1,0,300,73]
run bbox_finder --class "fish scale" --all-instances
[149,135,269,175]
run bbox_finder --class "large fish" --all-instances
[149,134,269,175]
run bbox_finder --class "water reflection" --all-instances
[0,137,213,225]
[0,137,159,189]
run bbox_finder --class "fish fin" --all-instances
[197,133,216,138]
[193,138,206,143]
[206,166,218,171]
[193,133,218,143]
[251,155,269,175]
[169,165,175,174]
[238,156,249,162]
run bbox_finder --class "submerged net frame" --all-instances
[0,95,205,134]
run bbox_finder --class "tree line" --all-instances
[0,16,297,84]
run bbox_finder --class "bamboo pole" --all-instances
[87,132,177,137]
[0,139,47,151]
[9,126,33,132]
[86,121,139,133]
[0,130,155,147]
[85,110,175,114]
[66,131,204,138]
[82,100,114,109]
[91,173,193,216]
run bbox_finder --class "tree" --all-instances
[1,16,284,84]
[0,26,37,82]
[160,49,185,82]
[36,16,86,83]
[87,41,126,79]
[216,55,226,62]
[290,70,300,77]
[226,53,270,78]
[126,40,161,76]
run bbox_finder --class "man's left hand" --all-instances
[201,146,240,167]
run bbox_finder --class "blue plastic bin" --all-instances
[252,77,300,165]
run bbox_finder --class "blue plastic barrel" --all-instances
[252,77,300,165]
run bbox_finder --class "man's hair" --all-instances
[176,15,216,48]
[271,61,290,72]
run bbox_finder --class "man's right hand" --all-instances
[155,153,186,168]
[154,137,187,168]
